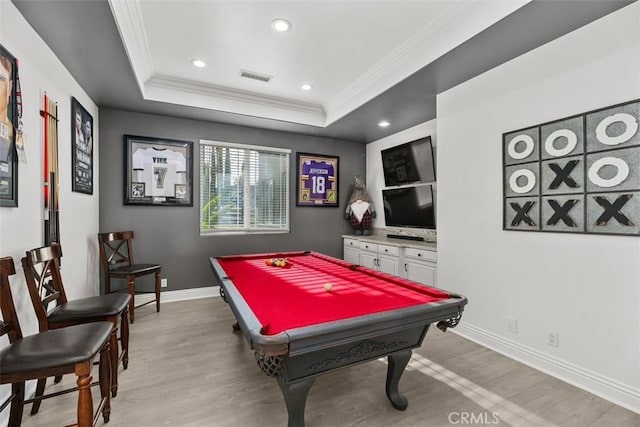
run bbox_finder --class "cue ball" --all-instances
[324,283,332,292]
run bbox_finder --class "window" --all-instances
[200,140,290,234]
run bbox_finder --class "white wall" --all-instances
[437,2,639,413]
[366,119,437,240]
[0,2,100,423]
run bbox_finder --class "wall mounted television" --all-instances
[381,136,435,187]
[382,184,435,229]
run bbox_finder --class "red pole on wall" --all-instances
[40,93,59,246]
[42,93,50,244]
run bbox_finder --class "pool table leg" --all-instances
[277,376,315,427]
[386,349,412,410]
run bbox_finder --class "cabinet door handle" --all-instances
[384,249,388,252]
[404,263,408,272]
[418,253,422,257]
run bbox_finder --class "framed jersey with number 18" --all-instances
[296,152,339,207]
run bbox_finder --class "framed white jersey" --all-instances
[124,135,193,206]
[132,147,187,197]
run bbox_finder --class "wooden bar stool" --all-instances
[0,256,112,427]
[21,243,130,415]
[98,231,161,323]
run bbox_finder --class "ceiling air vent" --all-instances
[239,69,273,83]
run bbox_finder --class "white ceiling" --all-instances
[13,0,632,142]
[109,0,530,128]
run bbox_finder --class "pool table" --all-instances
[209,251,467,427]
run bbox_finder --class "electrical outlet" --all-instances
[507,317,518,334]
[548,331,559,347]
[161,278,168,288]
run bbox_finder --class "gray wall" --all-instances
[99,108,366,290]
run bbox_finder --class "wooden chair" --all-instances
[21,244,130,415]
[0,256,112,427]
[98,231,161,323]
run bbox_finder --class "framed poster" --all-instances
[296,152,339,207]
[0,44,18,207]
[123,134,193,206]
[71,97,93,194]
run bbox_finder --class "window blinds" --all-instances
[200,140,290,234]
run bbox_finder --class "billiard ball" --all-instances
[324,283,333,292]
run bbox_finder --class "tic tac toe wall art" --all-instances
[503,99,640,236]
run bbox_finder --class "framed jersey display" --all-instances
[296,152,339,207]
[124,134,193,206]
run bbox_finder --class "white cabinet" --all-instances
[358,241,377,269]
[343,238,360,265]
[359,242,401,276]
[342,237,437,286]
[404,247,437,287]
[377,244,402,276]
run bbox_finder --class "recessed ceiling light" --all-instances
[301,84,313,91]
[271,18,292,32]
[191,59,206,68]
[378,120,390,128]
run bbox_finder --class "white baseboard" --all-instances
[135,285,220,305]
[453,322,640,414]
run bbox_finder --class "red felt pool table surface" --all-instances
[217,251,451,336]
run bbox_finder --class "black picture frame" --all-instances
[123,135,193,206]
[71,97,93,194]
[296,152,339,207]
[0,44,18,207]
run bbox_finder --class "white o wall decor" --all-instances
[508,135,535,160]
[544,129,578,157]
[504,127,539,166]
[588,157,629,188]
[509,169,536,194]
[504,99,640,235]
[595,113,638,146]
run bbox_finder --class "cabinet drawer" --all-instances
[343,238,359,248]
[405,247,437,262]
[377,244,399,257]
[359,241,378,252]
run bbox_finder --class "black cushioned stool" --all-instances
[0,256,112,427]
[22,243,129,415]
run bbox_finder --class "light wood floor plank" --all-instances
[18,297,639,427]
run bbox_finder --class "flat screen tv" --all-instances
[381,136,435,186]
[382,185,435,229]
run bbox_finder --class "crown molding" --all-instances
[108,0,154,94]
[108,0,529,128]
[145,75,326,126]
[109,0,326,127]
[323,0,531,125]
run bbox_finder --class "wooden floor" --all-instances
[20,296,639,427]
